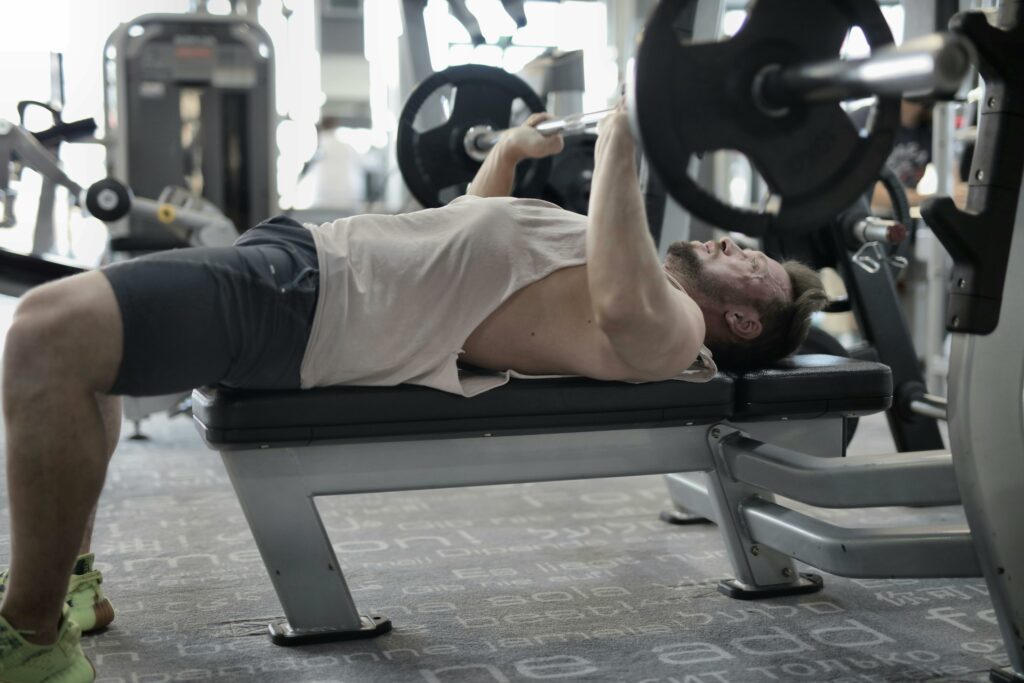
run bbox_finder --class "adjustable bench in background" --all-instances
[192,354,979,646]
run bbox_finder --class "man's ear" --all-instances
[724,306,762,341]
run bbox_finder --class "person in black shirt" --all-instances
[885,99,933,203]
[853,99,967,211]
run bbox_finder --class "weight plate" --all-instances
[542,134,596,215]
[397,65,550,208]
[631,0,899,236]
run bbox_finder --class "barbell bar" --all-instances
[463,31,969,164]
[756,33,970,112]
[463,108,616,161]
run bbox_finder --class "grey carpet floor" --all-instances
[0,296,1010,683]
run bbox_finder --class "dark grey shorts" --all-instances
[102,216,319,397]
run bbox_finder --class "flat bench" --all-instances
[193,354,979,646]
[195,354,890,447]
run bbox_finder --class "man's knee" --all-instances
[3,273,123,392]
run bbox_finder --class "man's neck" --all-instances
[664,267,722,344]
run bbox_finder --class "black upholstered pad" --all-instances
[192,355,893,448]
[193,376,735,447]
[733,354,892,421]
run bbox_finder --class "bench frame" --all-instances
[215,414,980,646]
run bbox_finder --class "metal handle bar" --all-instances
[910,393,948,421]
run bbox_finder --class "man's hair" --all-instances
[707,260,828,372]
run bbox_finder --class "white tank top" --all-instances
[300,195,716,396]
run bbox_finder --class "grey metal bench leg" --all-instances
[662,418,845,559]
[219,447,392,645]
[661,473,714,524]
[701,424,824,599]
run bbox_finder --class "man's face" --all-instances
[667,237,791,306]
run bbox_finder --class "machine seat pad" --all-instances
[733,354,893,420]
[192,375,735,448]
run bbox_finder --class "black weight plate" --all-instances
[632,0,899,236]
[542,134,596,215]
[397,65,550,208]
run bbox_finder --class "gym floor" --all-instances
[0,294,1007,683]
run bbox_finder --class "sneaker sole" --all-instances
[57,653,96,683]
[91,599,115,632]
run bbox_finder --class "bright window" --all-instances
[423,0,617,112]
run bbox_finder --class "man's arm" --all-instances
[467,113,564,198]
[587,109,705,380]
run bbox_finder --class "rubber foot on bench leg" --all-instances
[659,509,709,525]
[990,667,1024,682]
[268,615,392,646]
[718,573,824,600]
[129,420,149,441]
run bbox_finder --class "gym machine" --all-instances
[0,106,97,297]
[0,119,239,280]
[103,10,277,252]
[6,102,99,259]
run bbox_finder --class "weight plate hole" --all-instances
[688,150,774,214]
[410,85,457,134]
[438,184,465,205]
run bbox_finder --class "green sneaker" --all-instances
[0,605,95,683]
[65,556,113,634]
[0,556,114,635]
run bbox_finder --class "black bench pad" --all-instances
[193,375,735,448]
[192,355,892,449]
[732,354,893,420]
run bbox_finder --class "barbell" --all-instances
[397,0,970,234]
[463,33,966,161]
[462,108,615,162]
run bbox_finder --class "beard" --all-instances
[666,241,735,305]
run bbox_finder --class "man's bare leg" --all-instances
[1,271,123,645]
[78,395,122,556]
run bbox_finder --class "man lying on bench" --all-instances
[0,105,825,682]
